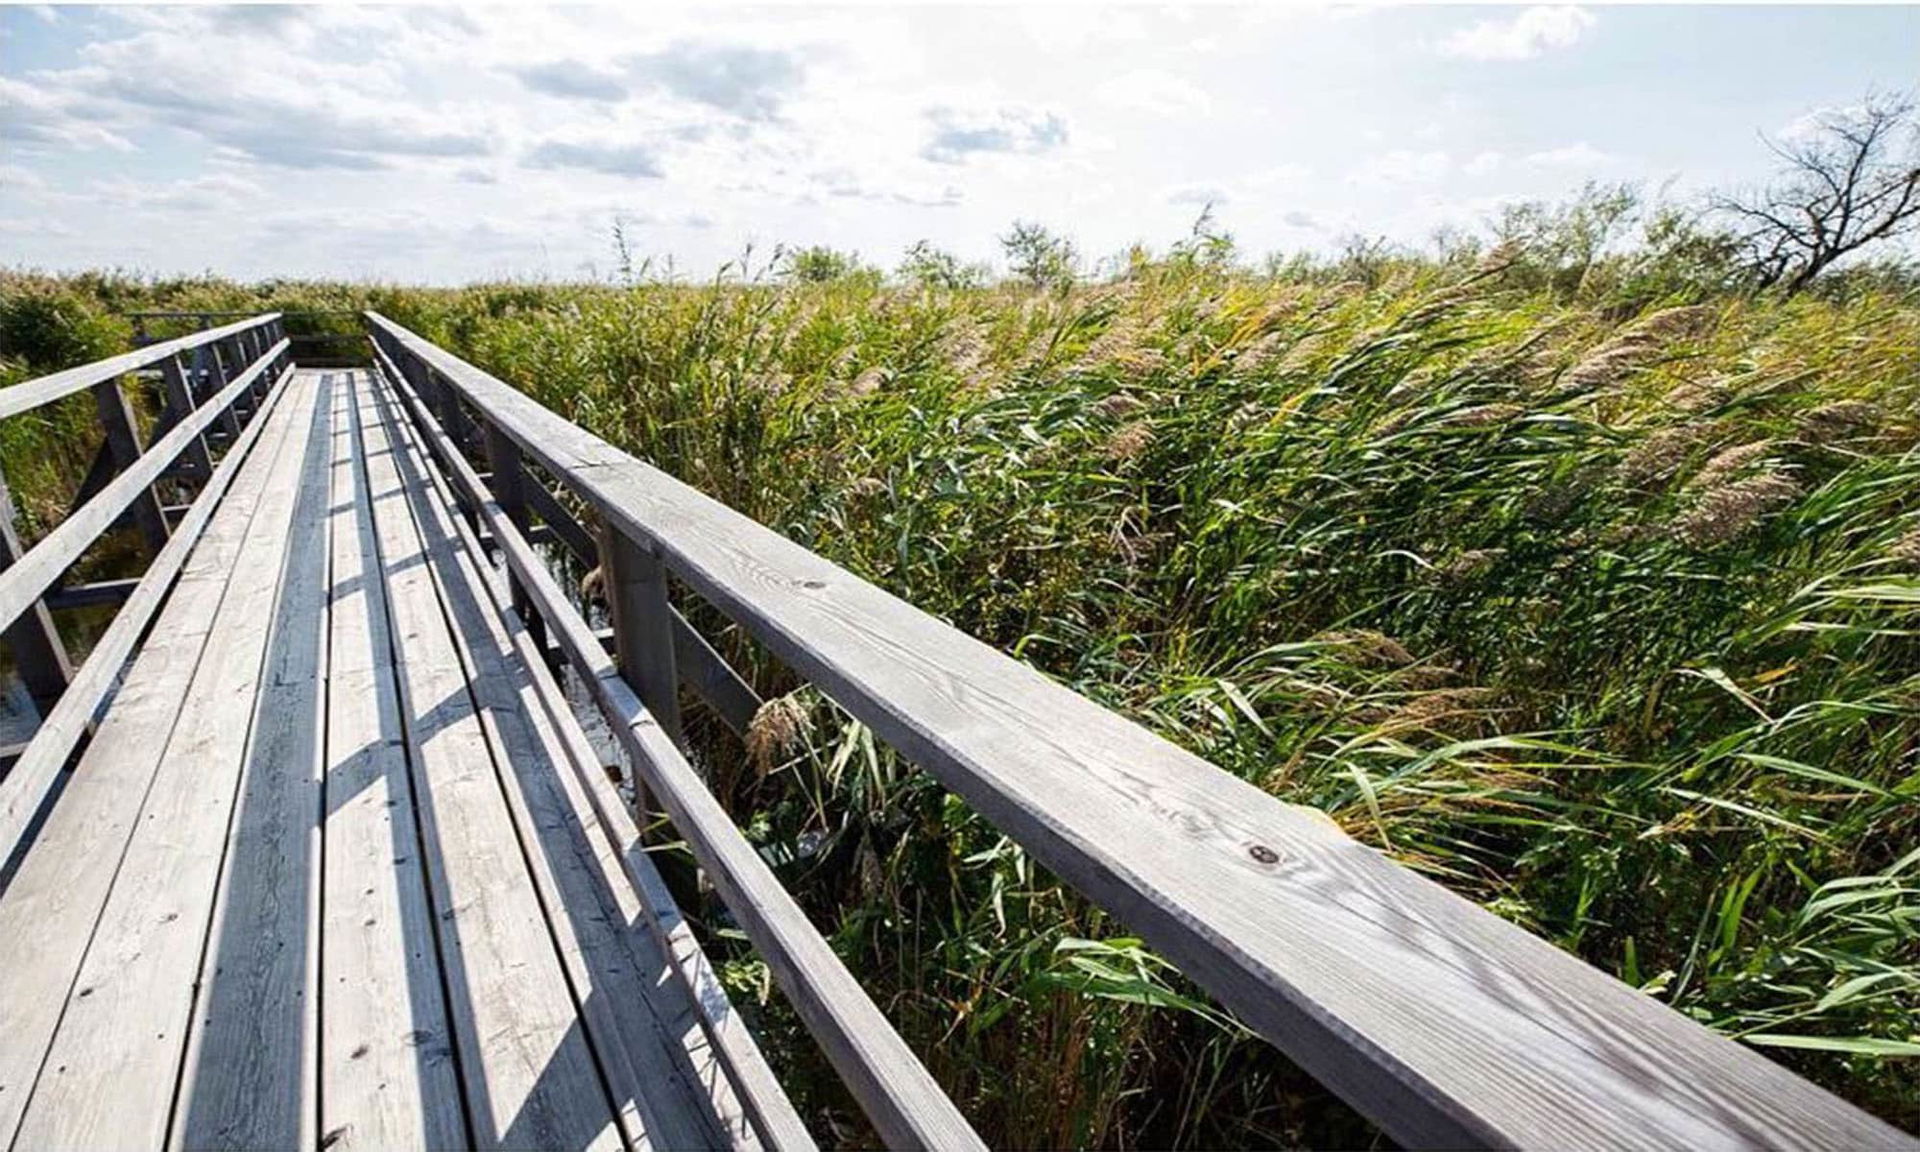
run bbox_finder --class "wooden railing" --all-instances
[128,309,365,366]
[364,313,1910,1151]
[0,314,291,855]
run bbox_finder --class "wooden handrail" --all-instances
[0,313,282,422]
[369,343,979,1151]
[0,364,295,862]
[0,339,290,637]
[367,311,1911,1151]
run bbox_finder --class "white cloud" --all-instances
[1438,7,1595,62]
[920,105,1069,164]
[1524,142,1613,169]
[1464,150,1505,176]
[1350,150,1451,187]
[524,137,666,178]
[1095,70,1212,117]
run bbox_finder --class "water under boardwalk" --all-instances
[0,369,769,1151]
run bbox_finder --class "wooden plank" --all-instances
[369,311,1915,1152]
[91,378,172,553]
[317,371,467,1152]
[0,369,309,1147]
[0,342,290,637]
[0,368,295,864]
[372,351,981,1152]
[0,472,72,719]
[12,371,327,1149]
[171,371,336,1149]
[373,373,752,1152]
[376,360,813,1152]
[0,313,279,421]
[353,370,625,1152]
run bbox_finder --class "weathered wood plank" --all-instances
[353,369,624,1152]
[318,371,467,1152]
[373,373,754,1152]
[0,369,294,862]
[0,372,302,1147]
[372,348,982,1152]
[599,525,683,752]
[378,359,815,1152]
[8,370,324,1150]
[369,311,1913,1152]
[0,313,279,422]
[172,371,336,1150]
[0,341,291,638]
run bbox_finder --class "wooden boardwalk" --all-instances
[0,315,1912,1151]
[0,369,778,1151]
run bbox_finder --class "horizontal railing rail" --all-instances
[0,314,291,859]
[365,312,1910,1150]
[0,313,282,421]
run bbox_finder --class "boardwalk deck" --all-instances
[0,370,779,1152]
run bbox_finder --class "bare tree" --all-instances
[1714,91,1920,294]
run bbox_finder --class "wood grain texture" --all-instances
[11,370,325,1150]
[353,369,624,1152]
[0,369,294,863]
[370,311,1917,1152]
[0,313,280,422]
[0,372,304,1147]
[370,343,983,1152]
[375,355,819,1152]
[171,370,336,1151]
[373,372,759,1152]
[0,341,291,638]
[318,371,468,1152]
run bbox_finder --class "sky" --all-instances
[3,3,1918,284]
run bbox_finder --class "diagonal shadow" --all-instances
[176,371,335,1150]
[368,372,751,1152]
[175,369,759,1152]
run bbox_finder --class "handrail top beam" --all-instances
[0,312,282,422]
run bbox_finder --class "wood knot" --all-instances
[1247,844,1280,865]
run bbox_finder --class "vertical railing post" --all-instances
[0,474,73,720]
[90,379,171,553]
[158,355,215,479]
[484,424,547,655]
[598,522,683,825]
[208,339,242,435]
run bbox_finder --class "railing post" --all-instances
[0,474,73,719]
[598,522,683,748]
[155,356,210,477]
[90,379,171,552]
[207,341,242,436]
[483,423,546,655]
